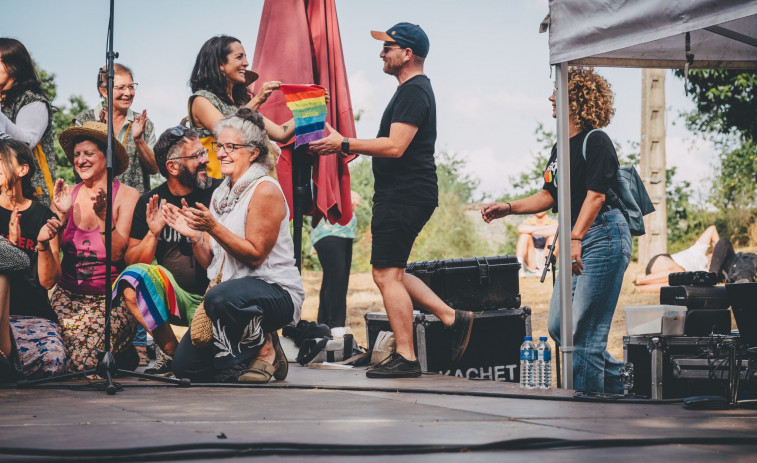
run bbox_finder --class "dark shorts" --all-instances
[371,202,435,268]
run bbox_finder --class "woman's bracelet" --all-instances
[35,242,49,252]
[100,224,117,236]
[571,237,582,241]
[506,202,512,214]
[190,234,204,245]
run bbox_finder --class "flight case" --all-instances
[365,307,531,382]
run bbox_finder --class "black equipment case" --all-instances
[405,255,521,311]
[623,334,748,399]
[660,285,730,310]
[365,307,531,382]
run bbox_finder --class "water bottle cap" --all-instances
[524,336,532,340]
[539,336,548,340]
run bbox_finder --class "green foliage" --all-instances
[674,69,757,142]
[35,62,87,184]
[711,139,757,209]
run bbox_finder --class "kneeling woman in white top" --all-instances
[170,107,304,383]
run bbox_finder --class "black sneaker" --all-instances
[366,353,422,378]
[449,310,474,363]
[144,352,173,377]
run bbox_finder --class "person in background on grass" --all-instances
[482,67,629,394]
[52,122,140,371]
[516,211,557,276]
[0,137,66,381]
[113,126,220,377]
[0,38,56,206]
[311,190,361,330]
[310,23,474,379]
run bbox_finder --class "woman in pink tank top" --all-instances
[52,122,141,372]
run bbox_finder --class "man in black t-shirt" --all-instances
[115,126,219,376]
[311,23,473,379]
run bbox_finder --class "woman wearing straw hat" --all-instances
[188,35,295,178]
[52,121,141,372]
[0,38,56,207]
[74,63,158,194]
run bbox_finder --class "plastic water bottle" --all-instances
[520,336,536,389]
[537,336,552,389]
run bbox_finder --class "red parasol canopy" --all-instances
[251,0,356,226]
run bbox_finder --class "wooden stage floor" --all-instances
[2,365,756,462]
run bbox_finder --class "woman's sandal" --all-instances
[135,346,149,367]
[271,331,288,381]
[238,359,275,383]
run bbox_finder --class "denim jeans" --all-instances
[548,208,631,393]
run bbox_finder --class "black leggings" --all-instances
[173,277,294,382]
[314,236,353,328]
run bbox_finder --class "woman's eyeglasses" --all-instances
[113,83,139,93]
[211,142,252,153]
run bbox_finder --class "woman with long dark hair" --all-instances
[0,38,55,206]
[0,137,66,380]
[188,35,294,178]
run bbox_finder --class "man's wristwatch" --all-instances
[341,137,350,154]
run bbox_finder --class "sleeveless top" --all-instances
[188,89,236,179]
[75,106,156,193]
[206,175,304,322]
[2,90,56,206]
[58,181,122,295]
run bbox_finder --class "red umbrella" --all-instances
[251,0,356,229]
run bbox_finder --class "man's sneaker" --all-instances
[144,352,173,377]
[449,310,474,363]
[366,353,422,378]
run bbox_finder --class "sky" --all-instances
[2,0,715,200]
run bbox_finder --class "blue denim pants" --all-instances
[548,208,631,393]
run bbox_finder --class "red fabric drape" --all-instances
[251,0,356,226]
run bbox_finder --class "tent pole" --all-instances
[291,145,312,273]
[555,62,574,390]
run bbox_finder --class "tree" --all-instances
[36,62,88,184]
[674,70,757,142]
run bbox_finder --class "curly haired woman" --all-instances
[481,67,630,393]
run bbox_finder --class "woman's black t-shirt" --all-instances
[0,201,58,321]
[542,129,619,224]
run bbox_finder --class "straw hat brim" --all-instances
[59,122,129,177]
[245,70,259,86]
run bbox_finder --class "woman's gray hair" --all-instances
[215,107,273,170]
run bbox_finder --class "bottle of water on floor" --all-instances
[520,336,536,389]
[537,336,552,389]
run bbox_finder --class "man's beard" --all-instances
[177,164,212,190]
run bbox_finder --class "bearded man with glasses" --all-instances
[311,23,474,378]
[112,126,221,376]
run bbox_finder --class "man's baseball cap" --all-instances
[371,22,429,58]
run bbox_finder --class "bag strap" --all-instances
[296,337,330,365]
[581,128,602,161]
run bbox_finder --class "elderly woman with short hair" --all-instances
[171,107,304,383]
[482,67,630,393]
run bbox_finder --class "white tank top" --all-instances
[207,176,304,322]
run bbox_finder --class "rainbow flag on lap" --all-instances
[280,84,327,148]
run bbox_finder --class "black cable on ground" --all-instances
[0,436,754,462]
[6,380,683,404]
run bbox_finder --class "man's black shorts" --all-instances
[371,202,435,268]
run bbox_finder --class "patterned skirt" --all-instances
[51,286,137,372]
[10,316,68,379]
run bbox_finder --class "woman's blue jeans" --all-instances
[548,208,631,393]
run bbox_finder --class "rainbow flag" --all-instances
[280,84,327,148]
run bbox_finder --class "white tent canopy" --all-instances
[544,0,757,390]
[549,0,757,69]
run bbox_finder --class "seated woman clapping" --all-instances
[171,108,304,383]
[53,122,140,371]
[0,137,66,380]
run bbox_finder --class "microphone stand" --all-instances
[18,0,188,394]
[540,229,560,387]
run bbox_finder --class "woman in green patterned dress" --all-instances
[74,63,158,194]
